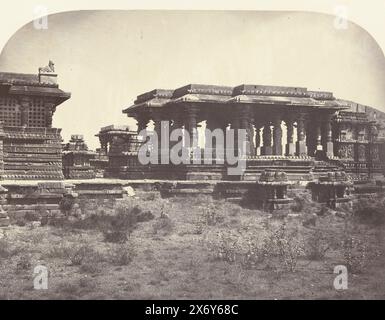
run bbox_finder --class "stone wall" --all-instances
[0,181,128,226]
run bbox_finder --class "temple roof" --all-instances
[0,71,71,105]
[123,83,350,115]
[96,124,137,137]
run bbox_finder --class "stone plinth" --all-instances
[3,182,76,223]
[255,170,294,211]
[309,170,353,209]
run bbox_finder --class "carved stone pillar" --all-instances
[172,115,185,144]
[272,115,282,156]
[322,114,334,158]
[261,122,272,155]
[44,99,56,128]
[222,122,229,159]
[152,112,162,159]
[248,117,255,157]
[19,96,30,127]
[205,117,216,160]
[136,115,148,133]
[296,113,308,156]
[315,120,323,151]
[285,116,295,156]
[231,115,240,156]
[239,107,251,156]
[186,106,199,157]
[255,123,262,156]
[98,134,109,154]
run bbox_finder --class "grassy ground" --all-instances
[0,192,384,300]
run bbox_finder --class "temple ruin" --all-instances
[62,134,96,179]
[120,84,385,181]
[0,62,70,180]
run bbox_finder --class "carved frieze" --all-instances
[337,143,354,159]
[357,144,367,162]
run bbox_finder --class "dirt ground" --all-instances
[0,192,384,300]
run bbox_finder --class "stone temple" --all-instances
[0,61,70,180]
[117,84,385,181]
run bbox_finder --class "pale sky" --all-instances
[0,10,384,149]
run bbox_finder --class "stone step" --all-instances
[225,197,242,204]
[167,188,214,195]
[3,204,60,211]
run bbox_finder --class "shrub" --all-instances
[55,203,154,242]
[110,242,136,265]
[261,224,304,272]
[15,219,26,227]
[277,235,304,272]
[59,196,76,216]
[78,277,97,290]
[56,282,80,297]
[80,262,102,274]
[16,255,32,272]
[152,215,174,236]
[208,231,239,263]
[353,196,385,225]
[290,196,307,212]
[242,238,264,269]
[0,237,12,259]
[24,211,40,222]
[341,235,379,274]
[306,229,330,260]
[48,243,99,266]
[68,244,93,266]
[103,231,128,243]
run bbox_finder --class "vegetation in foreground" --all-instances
[0,192,385,300]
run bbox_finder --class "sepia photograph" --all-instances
[0,1,384,306]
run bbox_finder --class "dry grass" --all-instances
[0,193,384,299]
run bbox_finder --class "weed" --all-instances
[16,255,31,272]
[110,242,136,266]
[152,215,174,236]
[59,196,76,216]
[0,237,12,259]
[306,229,330,260]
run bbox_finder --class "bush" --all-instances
[152,216,174,236]
[48,243,100,266]
[275,228,304,272]
[208,231,239,263]
[24,211,40,222]
[306,229,330,260]
[260,224,304,272]
[52,203,154,242]
[103,231,128,243]
[80,262,102,274]
[0,238,12,259]
[242,238,264,269]
[110,242,136,265]
[291,196,307,212]
[353,197,385,225]
[343,236,366,273]
[56,282,80,298]
[68,244,93,266]
[100,204,146,242]
[59,196,76,216]
[342,236,375,274]
[16,255,31,272]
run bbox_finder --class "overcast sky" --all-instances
[0,10,384,149]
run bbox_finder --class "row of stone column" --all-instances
[136,107,335,158]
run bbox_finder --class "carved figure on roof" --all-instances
[39,60,55,73]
